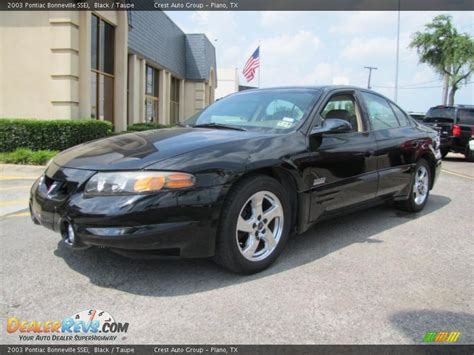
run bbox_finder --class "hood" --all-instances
[53,127,257,171]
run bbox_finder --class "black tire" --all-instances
[214,175,292,274]
[396,159,431,213]
[465,145,474,162]
[440,148,449,159]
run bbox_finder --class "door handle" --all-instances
[365,149,375,157]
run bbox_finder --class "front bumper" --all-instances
[71,220,216,258]
[30,165,226,258]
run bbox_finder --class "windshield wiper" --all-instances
[192,123,247,131]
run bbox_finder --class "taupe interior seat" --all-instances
[325,109,357,131]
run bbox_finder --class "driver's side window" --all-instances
[361,92,400,130]
[320,94,360,132]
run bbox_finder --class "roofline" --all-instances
[160,10,186,36]
[185,33,215,49]
[233,85,372,93]
[427,105,474,108]
[240,85,365,90]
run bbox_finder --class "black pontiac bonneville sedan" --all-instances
[31,86,442,274]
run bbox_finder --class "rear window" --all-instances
[425,107,455,122]
[390,103,410,126]
[458,108,474,125]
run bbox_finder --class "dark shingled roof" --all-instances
[128,10,216,83]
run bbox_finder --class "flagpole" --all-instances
[258,41,261,88]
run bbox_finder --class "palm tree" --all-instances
[410,15,474,105]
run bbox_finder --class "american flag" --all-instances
[242,47,260,82]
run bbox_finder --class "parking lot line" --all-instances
[0,199,29,206]
[0,185,32,191]
[4,211,30,218]
[441,169,474,180]
[0,176,37,180]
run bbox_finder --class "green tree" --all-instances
[410,15,474,105]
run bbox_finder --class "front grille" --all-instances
[41,175,79,200]
[41,164,95,200]
[43,174,55,190]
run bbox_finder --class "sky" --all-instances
[166,10,474,112]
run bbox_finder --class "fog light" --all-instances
[61,221,76,246]
[66,224,75,245]
[60,220,89,250]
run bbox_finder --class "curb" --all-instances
[0,164,45,178]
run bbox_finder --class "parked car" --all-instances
[30,86,442,274]
[467,134,474,162]
[422,105,474,160]
[408,112,425,123]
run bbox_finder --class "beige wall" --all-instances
[127,59,173,125]
[113,11,128,132]
[49,12,80,118]
[0,11,79,118]
[0,12,215,131]
[159,69,171,125]
[178,79,185,121]
[182,69,216,119]
[216,68,239,99]
[0,11,127,132]
[78,12,91,118]
[184,81,205,119]
[128,58,202,125]
[127,54,141,124]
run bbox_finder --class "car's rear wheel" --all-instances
[396,159,431,212]
[214,175,291,274]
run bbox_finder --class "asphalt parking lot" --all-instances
[1,155,473,345]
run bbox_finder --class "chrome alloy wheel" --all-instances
[236,191,284,262]
[413,165,429,205]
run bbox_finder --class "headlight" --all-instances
[84,171,195,195]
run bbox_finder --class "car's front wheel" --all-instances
[396,159,431,212]
[214,175,291,274]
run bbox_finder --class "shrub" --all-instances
[127,122,174,132]
[0,119,112,152]
[0,148,57,165]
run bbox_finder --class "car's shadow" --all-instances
[390,310,474,344]
[54,194,451,297]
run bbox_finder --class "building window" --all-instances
[145,65,159,122]
[170,77,180,124]
[91,14,115,123]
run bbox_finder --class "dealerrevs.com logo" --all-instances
[7,309,129,342]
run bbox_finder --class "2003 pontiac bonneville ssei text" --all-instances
[30,86,442,274]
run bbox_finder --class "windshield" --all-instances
[458,108,474,125]
[184,89,320,132]
[424,107,455,122]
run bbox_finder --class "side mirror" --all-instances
[311,118,353,136]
